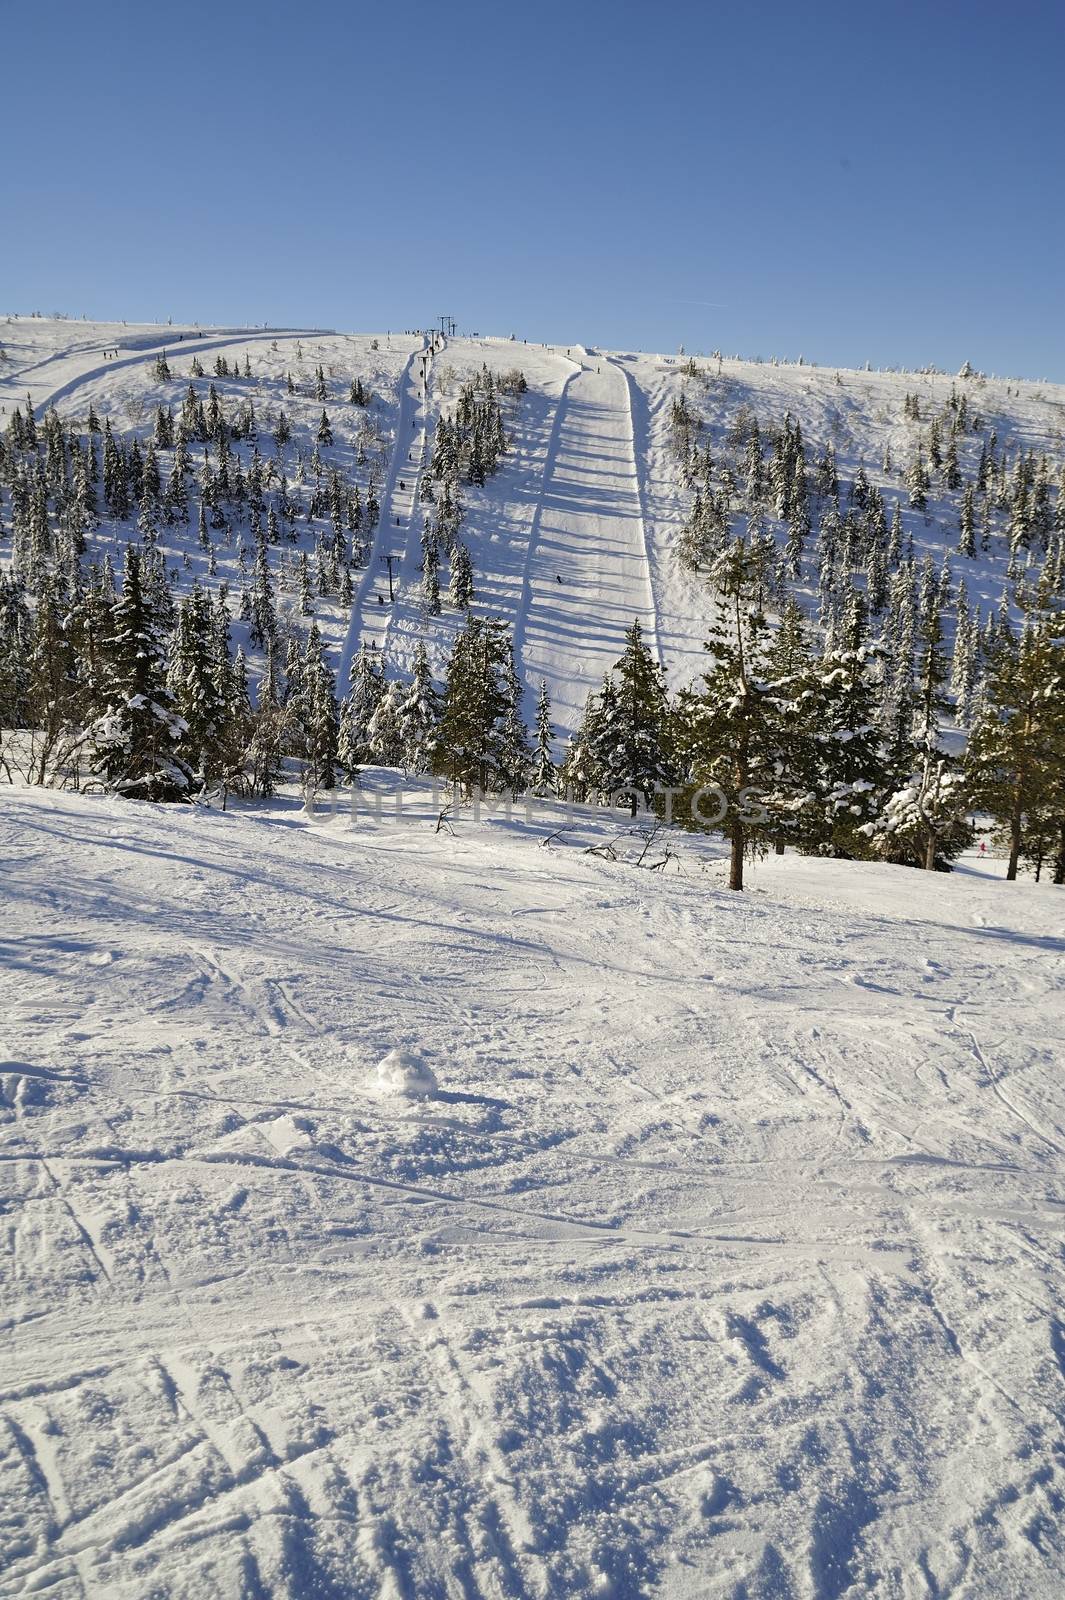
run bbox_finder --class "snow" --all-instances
[5,315,1065,737]
[372,1048,440,1100]
[4,315,1065,1592]
[0,315,421,672]
[2,782,1064,1596]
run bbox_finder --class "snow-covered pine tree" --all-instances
[298,623,339,792]
[676,540,795,889]
[448,541,474,610]
[866,572,969,870]
[395,642,441,775]
[907,450,929,510]
[498,650,532,794]
[338,642,385,777]
[967,611,1065,880]
[24,567,79,784]
[561,677,616,804]
[421,544,442,616]
[531,680,556,796]
[436,616,521,794]
[167,583,227,785]
[595,619,672,815]
[802,593,890,857]
[366,678,405,767]
[88,546,191,801]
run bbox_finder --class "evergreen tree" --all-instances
[968,616,1065,880]
[168,583,227,783]
[297,623,339,791]
[337,642,385,775]
[677,541,796,889]
[88,546,190,800]
[395,642,442,775]
[24,567,79,783]
[366,677,405,766]
[801,598,889,858]
[448,541,474,609]
[598,619,672,815]
[421,543,442,616]
[250,541,277,648]
[561,677,618,804]
[436,616,521,794]
[958,483,976,558]
[531,680,557,795]
[907,451,929,510]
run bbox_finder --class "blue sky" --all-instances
[3,0,1063,378]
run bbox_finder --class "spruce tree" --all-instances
[531,680,556,796]
[449,542,474,609]
[88,546,190,800]
[298,623,339,791]
[599,619,672,815]
[968,616,1065,880]
[395,642,442,775]
[168,583,227,784]
[677,541,794,889]
[436,616,519,794]
[366,678,405,767]
[338,642,385,775]
[561,677,618,804]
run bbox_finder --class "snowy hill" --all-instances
[2,785,1064,1596]
[2,316,1064,1594]
[4,314,1063,737]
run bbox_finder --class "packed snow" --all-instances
[373,1048,440,1100]
[2,784,1064,1597]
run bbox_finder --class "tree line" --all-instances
[2,530,1061,890]
[1,357,1062,890]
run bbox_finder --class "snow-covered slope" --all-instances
[6,317,1063,741]
[1,316,422,670]
[2,786,1064,1597]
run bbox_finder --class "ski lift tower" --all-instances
[381,552,402,602]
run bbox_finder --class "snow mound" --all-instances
[265,1114,314,1156]
[373,1048,439,1099]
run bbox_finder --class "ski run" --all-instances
[1,316,1064,1597]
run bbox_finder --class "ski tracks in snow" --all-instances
[510,353,661,736]
[3,791,1065,1596]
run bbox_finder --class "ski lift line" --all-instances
[371,334,443,668]
[338,340,436,684]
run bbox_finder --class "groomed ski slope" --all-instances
[358,341,658,731]
[2,786,1064,1598]
[512,352,659,732]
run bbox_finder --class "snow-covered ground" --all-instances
[8,316,1063,739]
[3,785,1064,1597]
[0,316,421,670]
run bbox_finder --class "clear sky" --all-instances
[3,0,1063,379]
